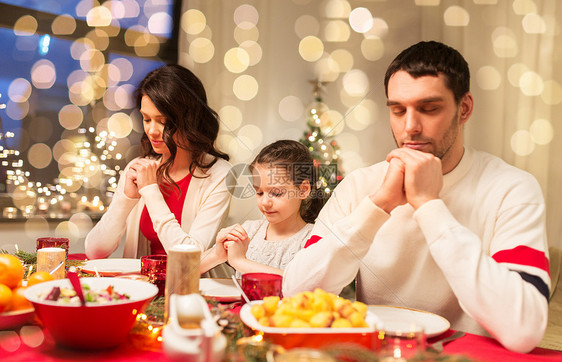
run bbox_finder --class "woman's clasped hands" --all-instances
[124,158,159,199]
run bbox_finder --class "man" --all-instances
[283,41,550,353]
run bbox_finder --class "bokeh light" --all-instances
[330,49,353,73]
[8,78,32,103]
[52,14,77,35]
[69,212,94,238]
[299,36,324,62]
[6,100,29,121]
[295,15,319,38]
[233,75,259,101]
[529,119,553,145]
[224,47,250,73]
[234,4,259,29]
[323,0,351,19]
[181,9,206,35]
[111,58,134,82]
[189,37,215,63]
[31,59,56,89]
[239,41,262,66]
[346,103,373,131]
[279,96,304,122]
[25,217,49,239]
[443,6,470,27]
[343,69,369,97]
[541,80,562,105]
[522,13,546,34]
[512,0,537,15]
[519,71,544,96]
[19,326,45,348]
[507,63,529,87]
[219,105,243,131]
[476,66,502,90]
[349,7,373,33]
[315,57,339,82]
[107,112,133,138]
[237,124,263,150]
[59,104,84,130]
[324,20,350,42]
[86,6,112,27]
[361,36,384,61]
[86,29,109,51]
[148,12,172,35]
[14,15,37,36]
[511,129,535,156]
[234,24,259,44]
[27,143,52,169]
[364,18,389,38]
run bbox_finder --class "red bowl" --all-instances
[24,277,158,349]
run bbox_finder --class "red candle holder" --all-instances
[141,255,167,297]
[241,272,283,303]
[36,237,69,257]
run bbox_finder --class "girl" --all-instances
[200,140,325,275]
[85,64,232,259]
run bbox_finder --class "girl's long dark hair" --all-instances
[135,64,229,193]
[251,140,325,224]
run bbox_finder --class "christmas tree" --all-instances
[299,80,344,196]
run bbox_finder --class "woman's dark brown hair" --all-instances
[251,140,325,224]
[135,64,229,193]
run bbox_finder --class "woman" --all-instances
[85,64,232,259]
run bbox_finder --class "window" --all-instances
[0,0,180,220]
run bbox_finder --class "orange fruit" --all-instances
[27,271,55,286]
[0,254,24,289]
[9,287,32,312]
[0,283,13,313]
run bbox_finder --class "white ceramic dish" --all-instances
[367,305,450,337]
[199,278,241,302]
[80,258,141,276]
[240,300,381,349]
[241,300,381,334]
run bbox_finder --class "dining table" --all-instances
[2,300,561,361]
[1,253,561,361]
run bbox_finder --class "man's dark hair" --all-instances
[384,41,470,104]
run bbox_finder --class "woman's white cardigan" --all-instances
[85,155,232,259]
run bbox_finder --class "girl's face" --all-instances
[141,95,170,157]
[252,164,310,225]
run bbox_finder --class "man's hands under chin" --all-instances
[370,148,443,213]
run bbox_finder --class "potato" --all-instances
[251,288,369,329]
[331,318,352,328]
[348,311,369,328]
[309,311,333,328]
[271,313,294,328]
[289,319,311,328]
[250,304,266,320]
[262,296,280,315]
[258,316,270,327]
[352,301,368,317]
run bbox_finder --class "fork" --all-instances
[427,331,465,353]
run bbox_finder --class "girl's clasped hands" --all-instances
[213,224,251,269]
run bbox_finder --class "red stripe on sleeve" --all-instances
[304,235,322,248]
[492,245,550,275]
